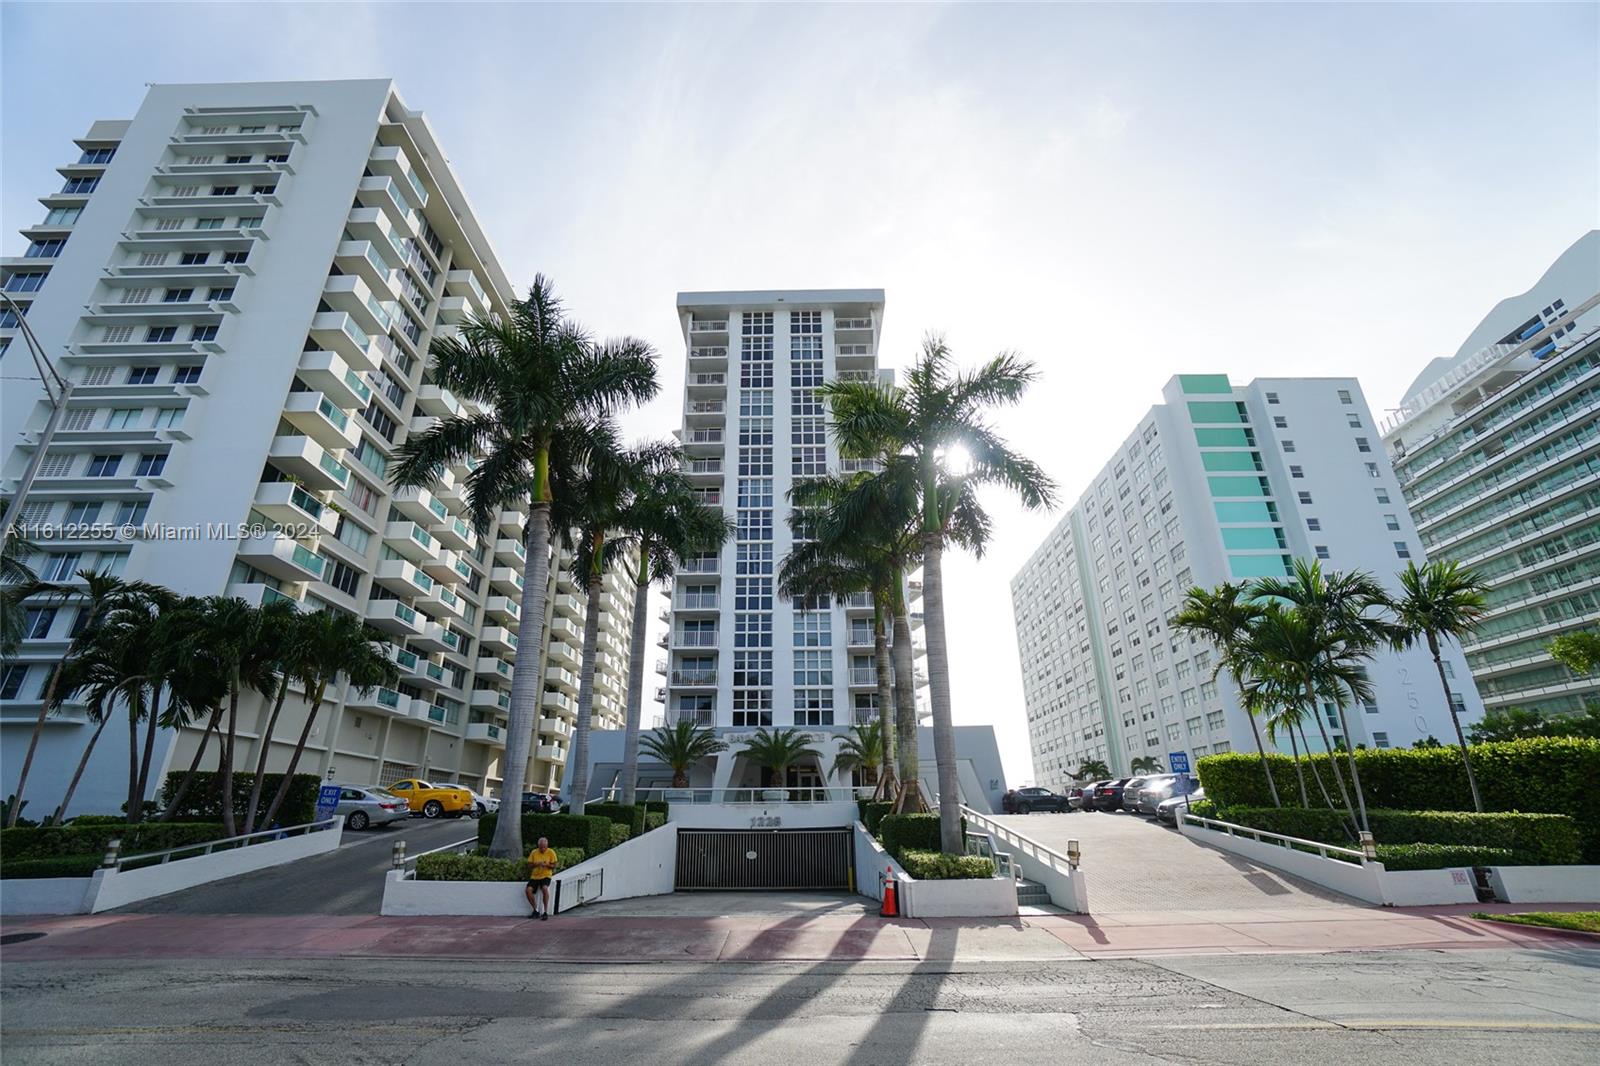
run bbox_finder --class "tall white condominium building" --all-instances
[661,290,889,788]
[1382,231,1600,719]
[1011,374,1486,790]
[0,80,632,815]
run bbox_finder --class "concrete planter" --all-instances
[901,875,1018,918]
[1487,864,1600,904]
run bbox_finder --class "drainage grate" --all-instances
[0,932,46,945]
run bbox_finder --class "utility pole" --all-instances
[0,289,72,539]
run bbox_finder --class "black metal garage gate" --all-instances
[676,828,853,890]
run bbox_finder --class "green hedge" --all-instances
[878,813,967,855]
[416,847,588,882]
[1375,844,1520,871]
[1,822,225,861]
[158,772,321,827]
[475,812,614,857]
[857,800,893,836]
[1196,738,1600,861]
[1215,806,1581,865]
[608,822,631,848]
[643,812,666,831]
[0,855,106,879]
[67,815,132,826]
[896,848,995,880]
[585,803,646,835]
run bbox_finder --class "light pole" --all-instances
[0,289,72,540]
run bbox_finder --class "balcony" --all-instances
[282,391,359,450]
[415,620,462,654]
[688,318,728,336]
[686,372,726,396]
[253,481,337,535]
[322,275,394,339]
[550,616,582,643]
[465,721,506,748]
[436,295,469,325]
[494,537,526,566]
[225,582,300,610]
[367,145,428,207]
[486,595,520,623]
[477,655,514,682]
[497,509,525,537]
[842,592,874,614]
[384,520,440,564]
[391,484,450,526]
[552,593,583,619]
[849,670,878,688]
[470,688,512,713]
[538,717,571,738]
[413,658,449,690]
[674,595,720,615]
[357,175,418,228]
[547,641,580,669]
[344,206,398,252]
[419,582,463,619]
[490,566,525,596]
[836,343,874,365]
[481,626,518,654]
[366,599,426,637]
[683,459,723,480]
[542,690,576,718]
[545,667,578,694]
[835,316,873,332]
[682,428,724,453]
[346,685,406,717]
[297,350,371,410]
[670,671,718,687]
[672,629,718,649]
[445,269,490,315]
[334,239,398,295]
[535,744,565,763]
[417,384,463,419]
[236,531,323,583]
[419,548,461,584]
[434,514,477,553]
[308,311,377,371]
[685,400,725,424]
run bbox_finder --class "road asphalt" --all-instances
[3,948,1597,1065]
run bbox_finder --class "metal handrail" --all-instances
[111,815,341,869]
[1181,813,1367,863]
[961,806,1079,877]
[396,834,479,877]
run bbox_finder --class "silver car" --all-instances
[333,785,411,831]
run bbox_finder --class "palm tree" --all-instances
[1170,582,1280,806]
[6,571,156,827]
[738,727,823,791]
[831,720,885,787]
[615,469,731,807]
[238,599,309,833]
[639,720,727,788]
[824,336,1057,853]
[556,438,678,815]
[1074,759,1110,781]
[393,274,657,858]
[256,608,397,830]
[1,508,39,659]
[1390,559,1490,812]
[1129,755,1163,775]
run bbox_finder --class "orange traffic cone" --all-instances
[880,866,899,918]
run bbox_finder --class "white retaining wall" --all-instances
[669,801,859,830]
[853,821,910,903]
[850,821,1016,918]
[1488,864,1600,904]
[0,876,98,916]
[963,807,1088,913]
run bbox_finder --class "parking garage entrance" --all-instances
[675,828,853,890]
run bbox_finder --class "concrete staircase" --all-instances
[1016,878,1052,908]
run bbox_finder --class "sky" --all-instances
[4,2,1597,785]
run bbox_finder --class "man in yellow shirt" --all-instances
[525,836,559,920]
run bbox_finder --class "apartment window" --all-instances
[163,288,195,303]
[1205,710,1226,731]
[0,665,28,700]
[137,251,169,267]
[1180,688,1198,708]
[134,453,167,477]
[39,453,74,477]
[115,500,148,526]
[195,217,224,230]
[179,251,210,266]
[62,409,94,431]
[1272,416,1287,429]
[264,152,289,164]
[237,215,264,229]
[4,272,46,293]
[239,126,265,134]
[1365,462,1380,478]
[153,218,184,232]
[41,552,82,581]
[210,185,239,196]
[793,688,834,727]
[1265,391,1279,404]
[62,176,100,194]
[334,517,371,555]
[1375,488,1390,504]
[154,408,184,429]
[85,454,121,477]
[1337,389,1353,404]
[1289,465,1303,478]
[26,238,68,258]
[190,325,219,342]
[1200,680,1218,702]
[322,557,361,597]
[1373,732,1390,749]
[1393,541,1411,559]
[143,327,177,343]
[173,365,202,384]
[45,207,83,225]
[1383,513,1400,531]
[1346,414,1362,428]
[225,155,252,165]
[1306,517,1321,531]
[1314,545,1330,560]
[1355,437,1371,453]
[105,408,141,429]
[23,607,58,640]
[222,250,248,264]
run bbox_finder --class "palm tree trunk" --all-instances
[618,565,651,807]
[872,606,895,771]
[1303,678,1357,819]
[1285,725,1310,806]
[921,534,963,854]
[219,672,241,837]
[7,638,79,827]
[242,674,291,834]
[1296,720,1356,839]
[126,685,143,821]
[490,501,552,858]
[890,587,919,806]
[1240,686,1281,807]
[1331,698,1370,833]
[54,707,112,825]
[161,706,221,821]
[132,682,165,824]
[1429,633,1483,812]
[260,681,327,829]
[567,569,604,816]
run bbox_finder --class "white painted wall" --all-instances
[853,821,910,904]
[1487,864,1600,904]
[0,875,98,916]
[88,824,341,912]
[962,806,1087,913]
[668,800,858,830]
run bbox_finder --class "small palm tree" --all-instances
[1390,559,1490,812]
[1129,755,1163,775]
[639,720,728,788]
[1074,759,1110,781]
[393,275,657,858]
[1170,582,1279,806]
[738,727,823,790]
[825,336,1057,852]
[832,720,885,786]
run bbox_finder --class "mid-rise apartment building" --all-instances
[0,80,632,815]
[1012,374,1485,789]
[1382,231,1599,718]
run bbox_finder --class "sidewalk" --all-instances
[4,902,1594,964]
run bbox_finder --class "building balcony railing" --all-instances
[670,671,718,687]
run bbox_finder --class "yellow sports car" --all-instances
[387,779,475,819]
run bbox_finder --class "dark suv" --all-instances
[1091,778,1132,811]
[1003,786,1071,814]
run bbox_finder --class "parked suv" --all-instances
[1134,774,1196,815]
[1118,776,1153,812]
[1091,778,1132,811]
[1004,786,1070,814]
[1156,786,1205,825]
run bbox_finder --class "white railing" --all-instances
[396,833,480,876]
[624,786,860,805]
[111,816,341,869]
[962,804,1088,912]
[1180,812,1367,864]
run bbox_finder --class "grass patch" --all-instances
[1471,911,1600,934]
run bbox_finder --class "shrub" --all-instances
[417,852,526,882]
[643,812,666,831]
[878,813,966,856]
[0,822,225,862]
[1185,799,1218,820]
[68,815,132,826]
[641,800,670,822]
[896,848,995,880]
[585,803,646,836]
[474,813,614,857]
[857,800,893,836]
[1215,806,1581,865]
[158,772,321,827]
[608,822,631,848]
[0,855,105,879]
[1375,843,1520,871]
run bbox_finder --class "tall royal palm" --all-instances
[1390,559,1490,812]
[615,469,730,807]
[1170,582,1279,807]
[394,275,657,858]
[825,336,1057,853]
